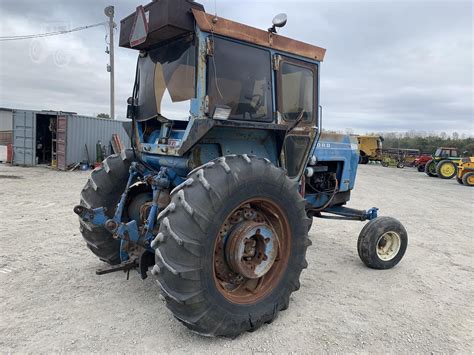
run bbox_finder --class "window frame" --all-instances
[276,56,318,124]
[206,36,274,123]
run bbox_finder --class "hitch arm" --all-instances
[312,206,379,221]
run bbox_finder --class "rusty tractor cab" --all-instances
[74,0,408,337]
[118,0,326,178]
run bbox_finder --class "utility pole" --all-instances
[104,6,115,120]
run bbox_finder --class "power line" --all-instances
[0,22,107,42]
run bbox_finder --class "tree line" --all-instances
[328,129,474,156]
[373,132,474,155]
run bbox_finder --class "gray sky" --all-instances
[0,0,472,134]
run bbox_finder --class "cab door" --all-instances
[275,55,319,179]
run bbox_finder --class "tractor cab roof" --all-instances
[119,0,326,61]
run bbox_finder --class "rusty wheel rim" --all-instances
[213,198,291,304]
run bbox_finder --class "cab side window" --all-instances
[277,57,318,178]
[208,38,272,122]
[279,61,316,122]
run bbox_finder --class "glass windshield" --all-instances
[208,37,272,122]
[136,36,195,121]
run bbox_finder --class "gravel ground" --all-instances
[0,163,472,353]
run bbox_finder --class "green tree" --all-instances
[377,131,474,155]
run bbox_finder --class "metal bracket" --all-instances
[272,54,281,70]
[206,37,214,56]
[73,205,108,226]
[74,163,176,275]
[204,95,210,115]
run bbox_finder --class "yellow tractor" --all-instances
[456,157,474,186]
[357,135,383,164]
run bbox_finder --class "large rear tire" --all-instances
[424,159,438,177]
[436,160,457,179]
[78,150,133,265]
[152,155,311,337]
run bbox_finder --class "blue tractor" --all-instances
[74,0,407,337]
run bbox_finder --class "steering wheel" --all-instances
[245,94,264,112]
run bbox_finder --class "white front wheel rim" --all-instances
[376,231,401,261]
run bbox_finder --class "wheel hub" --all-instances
[225,222,277,279]
[376,231,401,261]
[213,199,291,304]
[440,164,455,176]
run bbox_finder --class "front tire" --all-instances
[357,217,408,270]
[152,155,311,337]
[417,165,425,172]
[462,172,474,186]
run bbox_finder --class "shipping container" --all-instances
[11,109,130,170]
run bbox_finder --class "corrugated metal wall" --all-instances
[12,110,36,166]
[65,115,130,166]
[10,109,131,168]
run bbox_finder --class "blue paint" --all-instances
[205,127,278,164]
[80,207,108,226]
[310,134,359,191]
[321,206,379,221]
[76,162,185,262]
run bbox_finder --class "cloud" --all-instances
[0,0,472,134]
